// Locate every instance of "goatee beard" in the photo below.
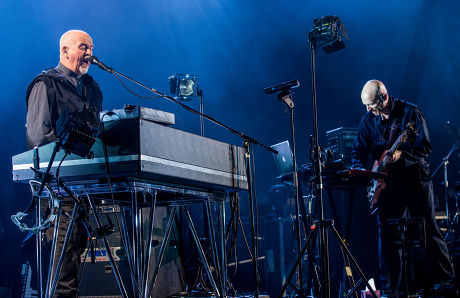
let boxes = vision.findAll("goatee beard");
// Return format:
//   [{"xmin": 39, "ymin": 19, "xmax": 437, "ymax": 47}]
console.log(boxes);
[{"xmin": 79, "ymin": 66, "xmax": 89, "ymax": 75}]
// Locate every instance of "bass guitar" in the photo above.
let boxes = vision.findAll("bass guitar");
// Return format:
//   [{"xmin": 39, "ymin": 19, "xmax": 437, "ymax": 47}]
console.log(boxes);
[{"xmin": 368, "ymin": 121, "xmax": 416, "ymax": 214}]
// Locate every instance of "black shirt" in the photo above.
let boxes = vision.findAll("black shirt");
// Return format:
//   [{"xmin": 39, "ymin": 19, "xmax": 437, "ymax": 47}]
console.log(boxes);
[
  {"xmin": 25, "ymin": 63, "xmax": 102, "ymax": 149},
  {"xmin": 351, "ymin": 97, "xmax": 431, "ymax": 179}
]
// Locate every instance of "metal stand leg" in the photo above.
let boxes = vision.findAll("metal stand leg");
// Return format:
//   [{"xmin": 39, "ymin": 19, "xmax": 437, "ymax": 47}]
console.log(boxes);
[
  {"xmin": 205, "ymin": 202, "xmax": 221, "ymax": 286},
  {"xmin": 86, "ymin": 195, "xmax": 128, "ymax": 298},
  {"xmin": 184, "ymin": 206, "xmax": 220, "ymax": 296},
  {"xmin": 45, "ymin": 201, "xmax": 61, "ymax": 298},
  {"xmin": 219, "ymin": 201, "xmax": 227, "ymax": 298},
  {"xmin": 328, "ymin": 221, "xmax": 377, "ymax": 298},
  {"xmin": 339, "ymin": 244, "xmax": 358, "ymax": 298},
  {"xmin": 278, "ymin": 219, "xmax": 286, "ymax": 297},
  {"xmin": 132, "ymin": 191, "xmax": 141, "ymax": 286},
  {"xmin": 399, "ymin": 221, "xmax": 409, "ymax": 298},
  {"xmin": 92, "ymin": 189, "xmax": 227, "ymax": 298},
  {"xmin": 120, "ymin": 205, "xmax": 140, "ymax": 295},
  {"xmin": 244, "ymin": 141, "xmax": 260, "ymax": 297},
  {"xmin": 49, "ymin": 205, "xmax": 79, "ymax": 298},
  {"xmin": 147, "ymin": 206, "xmax": 178, "ymax": 296},
  {"xmin": 278, "ymin": 220, "xmax": 378, "ymax": 298},
  {"xmin": 138, "ymin": 204, "xmax": 145, "ymax": 290},
  {"xmin": 278, "ymin": 224, "xmax": 316, "ymax": 298},
  {"xmin": 143, "ymin": 191, "xmax": 157, "ymax": 298},
  {"xmin": 36, "ymin": 197, "xmax": 43, "ymax": 298}
]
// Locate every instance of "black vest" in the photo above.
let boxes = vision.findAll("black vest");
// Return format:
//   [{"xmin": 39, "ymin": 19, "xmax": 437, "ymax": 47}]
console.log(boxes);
[{"xmin": 26, "ymin": 67, "xmax": 103, "ymax": 147}]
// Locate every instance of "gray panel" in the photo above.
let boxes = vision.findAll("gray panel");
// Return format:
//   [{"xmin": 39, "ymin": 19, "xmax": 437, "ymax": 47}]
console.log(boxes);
[
  {"xmin": 139, "ymin": 119, "xmax": 244, "ymax": 172},
  {"xmin": 139, "ymin": 119, "xmax": 246, "ymax": 189},
  {"xmin": 101, "ymin": 105, "xmax": 175, "ymax": 125},
  {"xmin": 12, "ymin": 117, "xmax": 247, "ymax": 191}
]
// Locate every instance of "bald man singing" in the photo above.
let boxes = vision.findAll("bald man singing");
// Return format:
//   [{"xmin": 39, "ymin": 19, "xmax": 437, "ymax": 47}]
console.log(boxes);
[
  {"xmin": 351, "ymin": 80, "xmax": 455, "ymax": 296},
  {"xmin": 25, "ymin": 30, "xmax": 102, "ymax": 297}
]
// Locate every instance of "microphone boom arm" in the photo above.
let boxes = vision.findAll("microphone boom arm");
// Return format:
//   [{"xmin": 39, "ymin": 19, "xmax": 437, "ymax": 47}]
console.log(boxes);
[{"xmin": 87, "ymin": 56, "xmax": 277, "ymax": 154}]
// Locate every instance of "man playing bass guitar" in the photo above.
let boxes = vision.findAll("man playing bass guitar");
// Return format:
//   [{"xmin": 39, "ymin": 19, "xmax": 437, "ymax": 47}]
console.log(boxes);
[{"xmin": 351, "ymin": 80, "xmax": 455, "ymax": 296}]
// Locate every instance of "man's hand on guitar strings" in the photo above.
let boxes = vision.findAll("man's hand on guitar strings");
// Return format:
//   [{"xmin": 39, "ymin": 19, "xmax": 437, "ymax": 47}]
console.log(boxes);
[{"xmin": 384, "ymin": 149, "xmax": 402, "ymax": 164}]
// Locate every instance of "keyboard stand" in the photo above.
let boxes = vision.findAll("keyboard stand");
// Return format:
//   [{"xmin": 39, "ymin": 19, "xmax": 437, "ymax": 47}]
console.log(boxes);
[{"xmin": 67, "ymin": 180, "xmax": 228, "ymax": 297}]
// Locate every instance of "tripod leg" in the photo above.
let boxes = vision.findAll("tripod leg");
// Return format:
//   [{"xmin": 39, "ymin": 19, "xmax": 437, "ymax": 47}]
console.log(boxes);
[
  {"xmin": 329, "ymin": 223, "xmax": 378, "ymax": 298},
  {"xmin": 339, "ymin": 244, "xmax": 358, "ymax": 298},
  {"xmin": 278, "ymin": 227, "xmax": 317, "ymax": 298},
  {"xmin": 304, "ymin": 196, "xmax": 320, "ymax": 297},
  {"xmin": 318, "ymin": 219, "xmax": 331, "ymax": 298}
]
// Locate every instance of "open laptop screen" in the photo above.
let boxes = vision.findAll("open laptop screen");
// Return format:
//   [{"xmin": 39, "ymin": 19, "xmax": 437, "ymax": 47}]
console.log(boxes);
[{"xmin": 270, "ymin": 140, "xmax": 295, "ymax": 176}]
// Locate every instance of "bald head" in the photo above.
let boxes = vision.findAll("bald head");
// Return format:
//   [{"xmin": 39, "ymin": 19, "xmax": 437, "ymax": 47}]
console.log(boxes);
[
  {"xmin": 361, "ymin": 80, "xmax": 387, "ymax": 105},
  {"xmin": 59, "ymin": 30, "xmax": 93, "ymax": 75},
  {"xmin": 360, "ymin": 80, "xmax": 390, "ymax": 118}
]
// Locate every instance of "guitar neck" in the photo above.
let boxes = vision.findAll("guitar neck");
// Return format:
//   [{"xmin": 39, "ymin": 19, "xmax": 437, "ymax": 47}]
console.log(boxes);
[
  {"xmin": 377, "ymin": 122, "xmax": 415, "ymax": 172},
  {"xmin": 379, "ymin": 132, "xmax": 406, "ymax": 171},
  {"xmin": 388, "ymin": 134, "xmax": 404, "ymax": 154}
]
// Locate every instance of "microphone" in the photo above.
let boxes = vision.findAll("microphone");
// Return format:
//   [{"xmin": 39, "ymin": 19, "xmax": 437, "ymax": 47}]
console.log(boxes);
[
  {"xmin": 86, "ymin": 56, "xmax": 113, "ymax": 73},
  {"xmin": 264, "ymin": 79, "xmax": 300, "ymax": 94}
]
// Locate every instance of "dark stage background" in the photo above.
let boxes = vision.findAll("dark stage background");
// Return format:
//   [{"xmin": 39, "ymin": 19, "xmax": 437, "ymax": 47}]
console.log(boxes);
[{"xmin": 1, "ymin": 0, "xmax": 459, "ymax": 296}]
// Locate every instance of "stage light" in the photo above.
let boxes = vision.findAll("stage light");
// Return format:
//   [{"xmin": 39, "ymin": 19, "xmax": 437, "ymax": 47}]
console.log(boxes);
[
  {"xmin": 168, "ymin": 73, "xmax": 198, "ymax": 101},
  {"xmin": 309, "ymin": 15, "xmax": 348, "ymax": 54}
]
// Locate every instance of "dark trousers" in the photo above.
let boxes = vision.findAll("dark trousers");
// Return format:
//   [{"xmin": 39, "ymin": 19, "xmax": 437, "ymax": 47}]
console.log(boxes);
[
  {"xmin": 377, "ymin": 178, "xmax": 454, "ymax": 296},
  {"xmin": 45, "ymin": 198, "xmax": 87, "ymax": 298}
]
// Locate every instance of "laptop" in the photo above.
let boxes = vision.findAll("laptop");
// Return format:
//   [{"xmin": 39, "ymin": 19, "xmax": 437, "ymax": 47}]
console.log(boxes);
[{"xmin": 270, "ymin": 140, "xmax": 295, "ymax": 176}]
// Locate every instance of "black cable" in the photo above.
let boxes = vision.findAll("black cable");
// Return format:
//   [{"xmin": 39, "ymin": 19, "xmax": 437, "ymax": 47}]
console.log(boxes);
[
  {"xmin": 225, "ymin": 193, "xmax": 240, "ymax": 277},
  {"xmin": 238, "ymin": 213, "xmax": 254, "ymax": 261},
  {"xmin": 55, "ymin": 153, "xmax": 69, "ymax": 193},
  {"xmin": 234, "ymin": 196, "xmax": 240, "ymax": 274},
  {"xmin": 99, "ymin": 113, "xmax": 142, "ymax": 296},
  {"xmin": 225, "ymin": 193, "xmax": 237, "ymax": 246},
  {"xmin": 227, "ymin": 199, "xmax": 237, "ymax": 276},
  {"xmin": 224, "ymin": 145, "xmax": 241, "ymax": 278},
  {"xmin": 112, "ymin": 73, "xmax": 164, "ymax": 100}
]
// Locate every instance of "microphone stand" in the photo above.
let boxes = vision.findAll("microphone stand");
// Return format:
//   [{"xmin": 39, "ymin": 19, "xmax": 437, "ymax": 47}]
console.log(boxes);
[
  {"xmin": 198, "ymin": 88, "xmax": 204, "ymax": 137},
  {"xmin": 89, "ymin": 57, "xmax": 277, "ymax": 297},
  {"xmin": 268, "ymin": 86, "xmax": 304, "ymax": 295},
  {"xmin": 432, "ymin": 138, "xmax": 459, "ymax": 241}
]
